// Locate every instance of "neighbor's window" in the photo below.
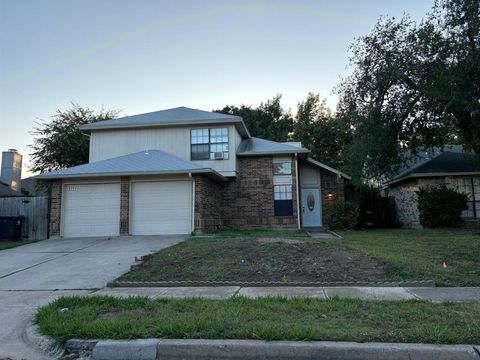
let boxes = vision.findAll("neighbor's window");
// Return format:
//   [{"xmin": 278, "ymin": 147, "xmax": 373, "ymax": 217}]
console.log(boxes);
[
  {"xmin": 460, "ymin": 178, "xmax": 480, "ymax": 219},
  {"xmin": 273, "ymin": 160, "xmax": 292, "ymax": 175},
  {"xmin": 274, "ymin": 184, "xmax": 293, "ymax": 216},
  {"xmin": 191, "ymin": 128, "xmax": 229, "ymax": 160}
]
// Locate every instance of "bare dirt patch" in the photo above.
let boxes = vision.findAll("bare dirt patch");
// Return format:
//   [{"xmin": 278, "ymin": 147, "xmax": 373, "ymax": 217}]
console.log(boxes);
[
  {"xmin": 118, "ymin": 237, "xmax": 386, "ymax": 283},
  {"xmin": 256, "ymin": 237, "xmax": 304, "ymax": 244}
]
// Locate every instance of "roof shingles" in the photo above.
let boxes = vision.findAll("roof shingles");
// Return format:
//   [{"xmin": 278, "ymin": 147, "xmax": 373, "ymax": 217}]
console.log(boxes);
[
  {"xmin": 237, "ymin": 137, "xmax": 309, "ymax": 156},
  {"xmin": 36, "ymin": 150, "xmax": 222, "ymax": 179}
]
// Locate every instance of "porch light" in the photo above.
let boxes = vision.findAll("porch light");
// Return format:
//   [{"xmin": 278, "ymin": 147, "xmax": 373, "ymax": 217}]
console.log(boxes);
[{"xmin": 327, "ymin": 191, "xmax": 334, "ymax": 199}]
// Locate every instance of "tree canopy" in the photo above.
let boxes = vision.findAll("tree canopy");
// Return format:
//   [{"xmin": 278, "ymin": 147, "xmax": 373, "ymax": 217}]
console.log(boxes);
[
  {"xmin": 293, "ymin": 93, "xmax": 351, "ymax": 169},
  {"xmin": 30, "ymin": 104, "xmax": 119, "ymax": 173},
  {"xmin": 215, "ymin": 95, "xmax": 294, "ymax": 142},
  {"xmin": 216, "ymin": 94, "xmax": 350, "ymax": 169},
  {"xmin": 337, "ymin": 0, "xmax": 480, "ymax": 179}
]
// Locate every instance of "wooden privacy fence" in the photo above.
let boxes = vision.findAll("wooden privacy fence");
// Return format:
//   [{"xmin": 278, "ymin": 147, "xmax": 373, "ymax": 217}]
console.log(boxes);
[{"xmin": 0, "ymin": 196, "xmax": 49, "ymax": 240}]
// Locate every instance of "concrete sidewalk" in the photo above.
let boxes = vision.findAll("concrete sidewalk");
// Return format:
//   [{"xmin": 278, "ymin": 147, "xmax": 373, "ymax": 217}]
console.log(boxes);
[{"xmin": 92, "ymin": 286, "xmax": 480, "ymax": 302}]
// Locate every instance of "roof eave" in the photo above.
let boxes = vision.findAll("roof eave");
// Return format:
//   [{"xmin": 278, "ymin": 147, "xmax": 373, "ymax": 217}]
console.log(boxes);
[
  {"xmin": 80, "ymin": 118, "xmax": 251, "ymax": 138},
  {"xmin": 237, "ymin": 150, "xmax": 310, "ymax": 157},
  {"xmin": 387, "ymin": 171, "xmax": 480, "ymax": 186},
  {"xmin": 305, "ymin": 157, "xmax": 352, "ymax": 180},
  {"xmin": 36, "ymin": 168, "xmax": 227, "ymax": 182}
]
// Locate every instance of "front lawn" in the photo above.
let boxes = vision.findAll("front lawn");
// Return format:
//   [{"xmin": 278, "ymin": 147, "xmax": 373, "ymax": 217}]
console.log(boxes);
[
  {"xmin": 0, "ymin": 239, "xmax": 39, "ymax": 251},
  {"xmin": 332, "ymin": 229, "xmax": 480, "ymax": 286},
  {"xmin": 117, "ymin": 229, "xmax": 386, "ymax": 283},
  {"xmin": 117, "ymin": 228, "xmax": 479, "ymax": 286},
  {"xmin": 36, "ymin": 296, "xmax": 480, "ymax": 345}
]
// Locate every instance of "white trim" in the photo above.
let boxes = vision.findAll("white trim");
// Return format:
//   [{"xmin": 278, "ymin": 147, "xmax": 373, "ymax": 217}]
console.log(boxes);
[
  {"xmin": 129, "ymin": 179, "xmax": 193, "ymax": 235},
  {"xmin": 60, "ymin": 181, "xmax": 121, "ymax": 237},
  {"xmin": 305, "ymin": 157, "xmax": 351, "ymax": 180},
  {"xmin": 37, "ymin": 168, "xmax": 227, "ymax": 182},
  {"xmin": 295, "ymin": 154, "xmax": 301, "ymax": 230},
  {"xmin": 190, "ymin": 173, "xmax": 195, "ymax": 233},
  {"xmin": 80, "ymin": 118, "xmax": 251, "ymax": 138},
  {"xmin": 238, "ymin": 150, "xmax": 310, "ymax": 157}
]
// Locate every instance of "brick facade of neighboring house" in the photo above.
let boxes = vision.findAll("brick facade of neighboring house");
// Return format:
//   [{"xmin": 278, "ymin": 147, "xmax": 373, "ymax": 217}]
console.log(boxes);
[{"xmin": 389, "ymin": 175, "xmax": 480, "ymax": 227}]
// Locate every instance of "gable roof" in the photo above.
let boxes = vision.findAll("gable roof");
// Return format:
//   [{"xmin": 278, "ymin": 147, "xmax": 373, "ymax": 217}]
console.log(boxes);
[
  {"xmin": 388, "ymin": 147, "xmax": 480, "ymax": 186},
  {"xmin": 305, "ymin": 157, "xmax": 351, "ymax": 180},
  {"xmin": 0, "ymin": 182, "xmax": 22, "ymax": 197},
  {"xmin": 21, "ymin": 176, "xmax": 48, "ymax": 196},
  {"xmin": 79, "ymin": 106, "xmax": 250, "ymax": 138},
  {"xmin": 237, "ymin": 137, "xmax": 310, "ymax": 156},
  {"xmin": 36, "ymin": 150, "xmax": 226, "ymax": 182}
]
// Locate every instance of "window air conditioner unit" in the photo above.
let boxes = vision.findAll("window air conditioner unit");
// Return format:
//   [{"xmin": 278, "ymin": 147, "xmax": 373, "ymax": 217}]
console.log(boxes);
[{"xmin": 214, "ymin": 152, "xmax": 224, "ymax": 160}]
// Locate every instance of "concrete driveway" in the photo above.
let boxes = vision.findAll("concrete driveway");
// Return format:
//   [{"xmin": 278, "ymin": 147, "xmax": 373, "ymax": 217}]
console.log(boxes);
[
  {"xmin": 0, "ymin": 235, "xmax": 185, "ymax": 359},
  {"xmin": 0, "ymin": 235, "xmax": 185, "ymax": 290}
]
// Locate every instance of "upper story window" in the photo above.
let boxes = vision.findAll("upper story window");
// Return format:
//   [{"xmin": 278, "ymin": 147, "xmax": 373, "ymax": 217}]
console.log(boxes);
[
  {"xmin": 273, "ymin": 160, "xmax": 292, "ymax": 175},
  {"xmin": 191, "ymin": 128, "xmax": 229, "ymax": 160}
]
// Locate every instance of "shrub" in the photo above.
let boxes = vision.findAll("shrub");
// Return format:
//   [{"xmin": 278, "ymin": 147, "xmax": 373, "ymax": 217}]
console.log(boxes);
[
  {"xmin": 416, "ymin": 185, "xmax": 468, "ymax": 228},
  {"xmin": 328, "ymin": 202, "xmax": 359, "ymax": 230}
]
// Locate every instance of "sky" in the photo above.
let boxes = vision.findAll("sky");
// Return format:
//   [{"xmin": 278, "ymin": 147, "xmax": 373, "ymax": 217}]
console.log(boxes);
[{"xmin": 0, "ymin": 0, "xmax": 433, "ymax": 178}]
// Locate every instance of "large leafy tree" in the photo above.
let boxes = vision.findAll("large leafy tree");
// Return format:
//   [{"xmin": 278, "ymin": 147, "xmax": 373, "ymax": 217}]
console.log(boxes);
[
  {"xmin": 337, "ymin": 0, "xmax": 479, "ymax": 180},
  {"xmin": 293, "ymin": 93, "xmax": 352, "ymax": 168},
  {"xmin": 30, "ymin": 104, "xmax": 119, "ymax": 173},
  {"xmin": 215, "ymin": 95, "xmax": 294, "ymax": 142}
]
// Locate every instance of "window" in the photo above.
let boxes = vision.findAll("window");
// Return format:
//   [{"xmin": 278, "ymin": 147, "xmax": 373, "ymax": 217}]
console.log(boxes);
[
  {"xmin": 191, "ymin": 128, "xmax": 229, "ymax": 160},
  {"xmin": 460, "ymin": 177, "xmax": 480, "ymax": 219},
  {"xmin": 273, "ymin": 161, "xmax": 292, "ymax": 175},
  {"xmin": 274, "ymin": 184, "xmax": 293, "ymax": 216}
]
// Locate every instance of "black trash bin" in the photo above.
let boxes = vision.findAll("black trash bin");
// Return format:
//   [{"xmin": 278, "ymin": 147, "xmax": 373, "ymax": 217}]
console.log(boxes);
[{"xmin": 0, "ymin": 216, "xmax": 25, "ymax": 241}]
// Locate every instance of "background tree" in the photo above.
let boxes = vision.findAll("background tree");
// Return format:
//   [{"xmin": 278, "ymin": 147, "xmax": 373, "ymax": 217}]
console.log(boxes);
[
  {"xmin": 215, "ymin": 95, "xmax": 294, "ymax": 142},
  {"xmin": 30, "ymin": 104, "xmax": 119, "ymax": 173},
  {"xmin": 337, "ymin": 0, "xmax": 479, "ymax": 180},
  {"xmin": 293, "ymin": 93, "xmax": 352, "ymax": 169}
]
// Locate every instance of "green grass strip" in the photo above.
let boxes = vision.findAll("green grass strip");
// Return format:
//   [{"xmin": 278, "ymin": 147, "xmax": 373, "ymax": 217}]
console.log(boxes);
[{"xmin": 36, "ymin": 296, "xmax": 480, "ymax": 345}]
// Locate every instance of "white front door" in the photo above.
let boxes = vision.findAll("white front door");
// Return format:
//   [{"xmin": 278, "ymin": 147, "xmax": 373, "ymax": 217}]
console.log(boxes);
[
  {"xmin": 62, "ymin": 183, "xmax": 120, "ymax": 237},
  {"xmin": 131, "ymin": 181, "xmax": 192, "ymax": 235},
  {"xmin": 301, "ymin": 188, "xmax": 322, "ymax": 227}
]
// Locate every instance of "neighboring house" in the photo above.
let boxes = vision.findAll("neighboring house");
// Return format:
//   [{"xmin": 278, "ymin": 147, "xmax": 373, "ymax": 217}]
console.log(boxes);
[
  {"xmin": 21, "ymin": 176, "xmax": 49, "ymax": 196},
  {"xmin": 38, "ymin": 107, "xmax": 350, "ymax": 238},
  {"xmin": 386, "ymin": 146, "xmax": 480, "ymax": 227},
  {"xmin": 0, "ymin": 181, "xmax": 22, "ymax": 197}
]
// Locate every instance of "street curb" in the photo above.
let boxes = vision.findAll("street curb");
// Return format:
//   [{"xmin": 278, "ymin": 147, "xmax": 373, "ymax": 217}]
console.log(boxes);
[
  {"xmin": 24, "ymin": 323, "xmax": 64, "ymax": 358},
  {"xmin": 108, "ymin": 280, "xmax": 436, "ymax": 288},
  {"xmin": 64, "ymin": 339, "xmax": 480, "ymax": 360}
]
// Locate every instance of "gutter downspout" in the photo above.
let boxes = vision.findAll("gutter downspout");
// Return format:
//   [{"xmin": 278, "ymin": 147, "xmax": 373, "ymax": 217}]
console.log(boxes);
[
  {"xmin": 189, "ymin": 173, "xmax": 195, "ymax": 234},
  {"xmin": 295, "ymin": 153, "xmax": 301, "ymax": 230}
]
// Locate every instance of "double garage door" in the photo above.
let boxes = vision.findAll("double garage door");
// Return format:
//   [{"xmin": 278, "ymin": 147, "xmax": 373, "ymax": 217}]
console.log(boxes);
[{"xmin": 62, "ymin": 181, "xmax": 192, "ymax": 237}]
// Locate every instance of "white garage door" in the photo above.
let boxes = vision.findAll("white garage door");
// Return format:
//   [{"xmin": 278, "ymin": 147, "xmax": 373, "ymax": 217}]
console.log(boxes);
[
  {"xmin": 62, "ymin": 183, "xmax": 120, "ymax": 237},
  {"xmin": 131, "ymin": 181, "xmax": 192, "ymax": 235}
]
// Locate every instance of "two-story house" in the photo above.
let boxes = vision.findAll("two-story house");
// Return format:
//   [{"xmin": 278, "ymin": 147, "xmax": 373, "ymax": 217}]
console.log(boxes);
[{"xmin": 38, "ymin": 107, "xmax": 350, "ymax": 238}]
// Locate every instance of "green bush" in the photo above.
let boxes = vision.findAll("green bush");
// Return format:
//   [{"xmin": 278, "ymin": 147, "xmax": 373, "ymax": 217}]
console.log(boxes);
[
  {"xmin": 416, "ymin": 185, "xmax": 468, "ymax": 228},
  {"xmin": 328, "ymin": 202, "xmax": 359, "ymax": 230}
]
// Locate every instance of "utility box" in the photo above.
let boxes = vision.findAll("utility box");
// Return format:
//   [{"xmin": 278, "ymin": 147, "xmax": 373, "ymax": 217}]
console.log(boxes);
[{"xmin": 0, "ymin": 216, "xmax": 25, "ymax": 241}]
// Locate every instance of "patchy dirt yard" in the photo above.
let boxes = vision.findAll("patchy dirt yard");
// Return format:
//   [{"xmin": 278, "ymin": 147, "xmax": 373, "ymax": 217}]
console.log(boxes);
[{"xmin": 118, "ymin": 236, "xmax": 386, "ymax": 283}]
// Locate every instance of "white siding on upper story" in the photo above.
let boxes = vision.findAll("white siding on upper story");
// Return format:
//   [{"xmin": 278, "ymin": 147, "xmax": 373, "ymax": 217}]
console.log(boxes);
[{"xmin": 89, "ymin": 124, "xmax": 241, "ymax": 176}]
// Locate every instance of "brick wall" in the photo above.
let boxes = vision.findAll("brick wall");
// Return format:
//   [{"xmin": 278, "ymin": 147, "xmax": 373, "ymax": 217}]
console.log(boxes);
[
  {"xmin": 49, "ymin": 180, "xmax": 62, "ymax": 237},
  {"xmin": 389, "ymin": 175, "xmax": 479, "ymax": 228},
  {"xmin": 120, "ymin": 176, "xmax": 130, "ymax": 235},
  {"xmin": 194, "ymin": 175, "xmax": 222, "ymax": 231},
  {"xmin": 194, "ymin": 155, "xmax": 298, "ymax": 231}
]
